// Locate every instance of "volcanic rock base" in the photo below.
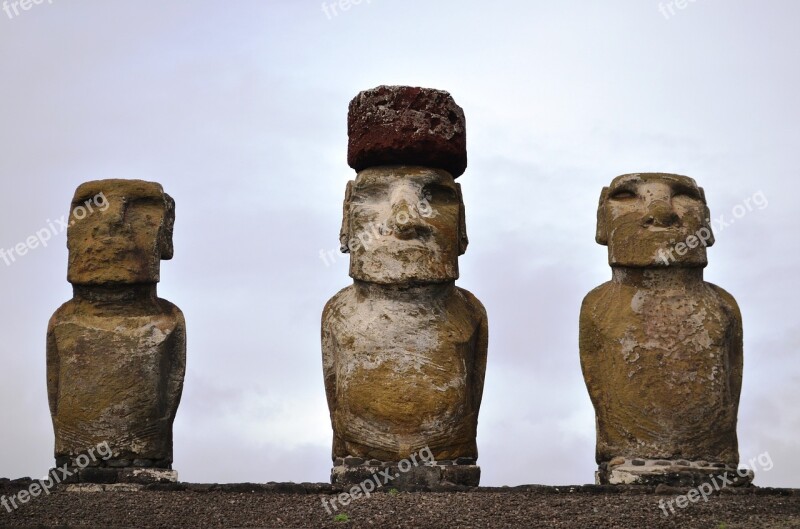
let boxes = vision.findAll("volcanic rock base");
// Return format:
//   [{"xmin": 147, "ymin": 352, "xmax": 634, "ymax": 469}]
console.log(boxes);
[
  {"xmin": 53, "ymin": 467, "xmax": 178, "ymax": 486},
  {"xmin": 597, "ymin": 458, "xmax": 754, "ymax": 487},
  {"xmin": 331, "ymin": 458, "xmax": 480, "ymax": 490}
]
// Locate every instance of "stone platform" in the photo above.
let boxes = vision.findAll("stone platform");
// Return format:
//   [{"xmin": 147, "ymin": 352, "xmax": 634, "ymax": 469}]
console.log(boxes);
[
  {"xmin": 597, "ymin": 457, "xmax": 754, "ymax": 487},
  {"xmin": 50, "ymin": 467, "xmax": 178, "ymax": 488},
  {"xmin": 331, "ymin": 457, "xmax": 480, "ymax": 490},
  {"xmin": 2, "ymin": 478, "xmax": 798, "ymax": 528}
]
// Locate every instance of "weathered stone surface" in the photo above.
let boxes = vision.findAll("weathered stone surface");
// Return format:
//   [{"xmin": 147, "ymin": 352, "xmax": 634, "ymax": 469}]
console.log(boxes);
[
  {"xmin": 339, "ymin": 165, "xmax": 469, "ymax": 284},
  {"xmin": 47, "ymin": 180, "xmax": 186, "ymax": 478},
  {"xmin": 65, "ymin": 483, "xmax": 144, "ymax": 492},
  {"xmin": 347, "ymin": 86, "xmax": 467, "ymax": 177},
  {"xmin": 331, "ymin": 462, "xmax": 480, "ymax": 490},
  {"xmin": 596, "ymin": 458, "xmax": 753, "ymax": 487},
  {"xmin": 106, "ymin": 459, "xmax": 132, "ymax": 468},
  {"xmin": 63, "ymin": 466, "xmax": 177, "ymax": 485},
  {"xmin": 609, "ymin": 456, "xmax": 626, "ymax": 468},
  {"xmin": 324, "ymin": 87, "xmax": 487, "ymax": 484},
  {"xmin": 66, "ymin": 179, "xmax": 175, "ymax": 285},
  {"xmin": 118, "ymin": 468, "xmax": 179, "ymax": 484},
  {"xmin": 79, "ymin": 468, "xmax": 119, "ymax": 484},
  {"xmin": 323, "ymin": 279, "xmax": 486, "ymax": 462},
  {"xmin": 325, "ymin": 183, "xmax": 486, "ymax": 459},
  {"xmin": 580, "ymin": 173, "xmax": 743, "ymax": 479},
  {"xmin": 344, "ymin": 456, "xmax": 365, "ymax": 466}
]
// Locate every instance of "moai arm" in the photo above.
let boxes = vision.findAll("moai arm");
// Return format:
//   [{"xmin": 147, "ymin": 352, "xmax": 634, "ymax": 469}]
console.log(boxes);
[
  {"xmin": 711, "ymin": 285, "xmax": 744, "ymax": 407},
  {"xmin": 321, "ymin": 298, "xmax": 338, "ymax": 423},
  {"xmin": 470, "ymin": 295, "xmax": 489, "ymax": 415},
  {"xmin": 578, "ymin": 286, "xmax": 605, "ymax": 414},
  {"xmin": 46, "ymin": 316, "xmax": 60, "ymax": 417},
  {"xmin": 166, "ymin": 306, "xmax": 187, "ymax": 423}
]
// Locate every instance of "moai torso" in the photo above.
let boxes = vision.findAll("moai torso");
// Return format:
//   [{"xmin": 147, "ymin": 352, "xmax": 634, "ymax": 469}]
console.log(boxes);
[
  {"xmin": 324, "ymin": 283, "xmax": 486, "ymax": 460},
  {"xmin": 580, "ymin": 174, "xmax": 742, "ymax": 473},
  {"xmin": 48, "ymin": 291, "xmax": 185, "ymax": 463},
  {"xmin": 47, "ymin": 180, "xmax": 185, "ymax": 468},
  {"xmin": 322, "ymin": 86, "xmax": 487, "ymax": 464},
  {"xmin": 581, "ymin": 270, "xmax": 741, "ymax": 464}
]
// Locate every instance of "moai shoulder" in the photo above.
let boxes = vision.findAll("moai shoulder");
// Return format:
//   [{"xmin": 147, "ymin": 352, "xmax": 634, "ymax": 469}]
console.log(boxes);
[
  {"xmin": 47, "ymin": 180, "xmax": 186, "ymax": 484},
  {"xmin": 579, "ymin": 173, "xmax": 745, "ymax": 486},
  {"xmin": 322, "ymin": 86, "xmax": 488, "ymax": 488}
]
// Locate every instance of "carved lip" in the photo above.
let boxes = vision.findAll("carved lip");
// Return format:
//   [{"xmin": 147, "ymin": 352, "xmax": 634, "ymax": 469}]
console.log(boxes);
[
  {"xmin": 640, "ymin": 225, "xmax": 685, "ymax": 234},
  {"xmin": 377, "ymin": 241, "xmax": 442, "ymax": 253}
]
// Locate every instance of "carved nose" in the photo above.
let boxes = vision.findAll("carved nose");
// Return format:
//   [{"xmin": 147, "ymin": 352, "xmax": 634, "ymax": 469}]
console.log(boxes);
[
  {"xmin": 643, "ymin": 200, "xmax": 679, "ymax": 228},
  {"xmin": 387, "ymin": 199, "xmax": 431, "ymax": 240}
]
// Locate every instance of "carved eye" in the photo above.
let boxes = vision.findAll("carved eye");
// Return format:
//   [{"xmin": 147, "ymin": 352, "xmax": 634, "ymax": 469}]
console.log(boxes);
[
  {"xmin": 423, "ymin": 184, "xmax": 458, "ymax": 203},
  {"xmin": 348, "ymin": 192, "xmax": 367, "ymax": 205},
  {"xmin": 610, "ymin": 189, "xmax": 636, "ymax": 200},
  {"xmin": 672, "ymin": 186, "xmax": 701, "ymax": 201},
  {"xmin": 350, "ymin": 184, "xmax": 387, "ymax": 204}
]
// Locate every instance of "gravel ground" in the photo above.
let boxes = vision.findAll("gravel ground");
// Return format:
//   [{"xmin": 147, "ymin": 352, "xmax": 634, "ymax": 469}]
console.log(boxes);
[{"xmin": 1, "ymin": 481, "xmax": 799, "ymax": 528}]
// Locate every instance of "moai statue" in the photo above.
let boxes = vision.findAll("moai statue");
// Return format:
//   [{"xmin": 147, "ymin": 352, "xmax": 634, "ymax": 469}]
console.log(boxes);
[
  {"xmin": 47, "ymin": 179, "xmax": 185, "ymax": 485},
  {"xmin": 322, "ymin": 86, "xmax": 488, "ymax": 489},
  {"xmin": 580, "ymin": 173, "xmax": 748, "ymax": 486}
]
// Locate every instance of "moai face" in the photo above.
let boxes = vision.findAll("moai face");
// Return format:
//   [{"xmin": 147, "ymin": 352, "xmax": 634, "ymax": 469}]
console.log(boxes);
[
  {"xmin": 596, "ymin": 173, "xmax": 714, "ymax": 267},
  {"xmin": 340, "ymin": 165, "xmax": 468, "ymax": 284},
  {"xmin": 67, "ymin": 180, "xmax": 175, "ymax": 285}
]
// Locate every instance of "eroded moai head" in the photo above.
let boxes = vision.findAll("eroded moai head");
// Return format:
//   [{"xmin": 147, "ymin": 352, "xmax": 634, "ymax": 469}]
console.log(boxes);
[
  {"xmin": 48, "ymin": 179, "xmax": 185, "ymax": 483},
  {"xmin": 340, "ymin": 85, "xmax": 469, "ymax": 284},
  {"xmin": 581, "ymin": 173, "xmax": 744, "ymax": 486},
  {"xmin": 322, "ymin": 86, "xmax": 487, "ymax": 488},
  {"xmin": 596, "ymin": 173, "xmax": 714, "ymax": 267},
  {"xmin": 67, "ymin": 179, "xmax": 175, "ymax": 285}
]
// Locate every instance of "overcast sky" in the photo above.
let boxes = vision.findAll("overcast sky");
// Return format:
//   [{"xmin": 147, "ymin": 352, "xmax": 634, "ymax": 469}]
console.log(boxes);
[{"xmin": 0, "ymin": 1, "xmax": 798, "ymax": 488}]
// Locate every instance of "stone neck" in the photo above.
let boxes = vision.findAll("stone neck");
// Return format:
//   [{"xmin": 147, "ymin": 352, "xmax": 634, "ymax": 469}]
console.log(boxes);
[
  {"xmin": 353, "ymin": 280, "xmax": 456, "ymax": 301},
  {"xmin": 72, "ymin": 284, "xmax": 159, "ymax": 304},
  {"xmin": 611, "ymin": 267, "xmax": 704, "ymax": 289}
]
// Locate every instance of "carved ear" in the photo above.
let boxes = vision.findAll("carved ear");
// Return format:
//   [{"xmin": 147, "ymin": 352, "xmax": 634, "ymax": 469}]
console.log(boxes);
[
  {"xmin": 699, "ymin": 187, "xmax": 715, "ymax": 247},
  {"xmin": 160, "ymin": 193, "xmax": 176, "ymax": 260},
  {"xmin": 339, "ymin": 181, "xmax": 354, "ymax": 253},
  {"xmin": 456, "ymin": 183, "xmax": 468, "ymax": 255},
  {"xmin": 595, "ymin": 186, "xmax": 609, "ymax": 246}
]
